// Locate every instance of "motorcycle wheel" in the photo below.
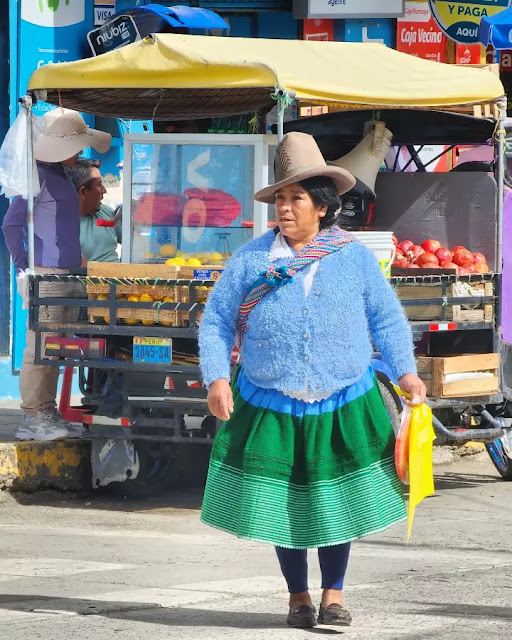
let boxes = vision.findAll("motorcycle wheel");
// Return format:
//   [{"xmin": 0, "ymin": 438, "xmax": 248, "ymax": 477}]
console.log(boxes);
[{"xmin": 486, "ymin": 436, "xmax": 512, "ymax": 480}]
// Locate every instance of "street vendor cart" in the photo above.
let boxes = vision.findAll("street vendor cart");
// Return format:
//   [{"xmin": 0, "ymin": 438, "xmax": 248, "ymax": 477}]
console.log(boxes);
[{"xmin": 22, "ymin": 34, "xmax": 512, "ymax": 494}]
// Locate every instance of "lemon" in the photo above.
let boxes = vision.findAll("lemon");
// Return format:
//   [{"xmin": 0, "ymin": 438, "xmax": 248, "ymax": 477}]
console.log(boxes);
[
  {"xmin": 160, "ymin": 243, "xmax": 176, "ymax": 258},
  {"xmin": 141, "ymin": 319, "xmax": 155, "ymax": 326},
  {"xmin": 165, "ymin": 257, "xmax": 186, "ymax": 266},
  {"xmin": 96, "ymin": 294, "xmax": 109, "ymax": 301},
  {"xmin": 127, "ymin": 295, "xmax": 139, "ymax": 302},
  {"xmin": 163, "ymin": 296, "xmax": 175, "ymax": 303},
  {"xmin": 139, "ymin": 293, "xmax": 154, "ymax": 302},
  {"xmin": 209, "ymin": 252, "xmax": 223, "ymax": 261},
  {"xmin": 186, "ymin": 258, "xmax": 202, "ymax": 266}
]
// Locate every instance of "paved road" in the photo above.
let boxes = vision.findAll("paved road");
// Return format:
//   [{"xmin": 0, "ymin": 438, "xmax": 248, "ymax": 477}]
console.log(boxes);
[{"xmin": 0, "ymin": 451, "xmax": 511, "ymax": 640}]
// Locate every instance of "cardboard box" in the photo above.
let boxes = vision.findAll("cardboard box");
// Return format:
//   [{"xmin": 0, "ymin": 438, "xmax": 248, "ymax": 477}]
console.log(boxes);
[{"xmin": 416, "ymin": 353, "xmax": 499, "ymax": 398}]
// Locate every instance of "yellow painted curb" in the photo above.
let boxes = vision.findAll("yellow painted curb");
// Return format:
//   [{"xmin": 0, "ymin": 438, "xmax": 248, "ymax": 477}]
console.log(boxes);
[{"xmin": 0, "ymin": 440, "xmax": 90, "ymax": 491}]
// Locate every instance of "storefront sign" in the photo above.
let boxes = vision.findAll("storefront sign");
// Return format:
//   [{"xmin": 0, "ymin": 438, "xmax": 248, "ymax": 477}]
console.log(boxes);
[
  {"xmin": 397, "ymin": 1, "xmax": 447, "ymax": 61},
  {"xmin": 303, "ymin": 18, "xmax": 333, "ymax": 40},
  {"xmin": 455, "ymin": 43, "xmax": 483, "ymax": 63},
  {"xmin": 94, "ymin": 1, "xmax": 116, "ymax": 27},
  {"xmin": 429, "ymin": 0, "xmax": 512, "ymax": 44},
  {"xmin": 344, "ymin": 19, "xmax": 395, "ymax": 47},
  {"xmin": 87, "ymin": 14, "xmax": 140, "ymax": 56},
  {"xmin": 293, "ymin": 0, "xmax": 405, "ymax": 20},
  {"xmin": 500, "ymin": 49, "xmax": 512, "ymax": 69},
  {"xmin": 16, "ymin": 0, "xmax": 92, "ymax": 118}
]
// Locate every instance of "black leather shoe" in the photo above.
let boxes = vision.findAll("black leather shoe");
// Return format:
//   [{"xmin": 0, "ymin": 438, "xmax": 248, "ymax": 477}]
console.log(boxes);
[
  {"xmin": 318, "ymin": 603, "xmax": 352, "ymax": 626},
  {"xmin": 286, "ymin": 604, "xmax": 317, "ymax": 628}
]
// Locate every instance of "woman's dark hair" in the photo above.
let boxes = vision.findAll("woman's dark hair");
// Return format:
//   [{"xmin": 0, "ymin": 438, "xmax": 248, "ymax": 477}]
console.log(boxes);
[{"xmin": 299, "ymin": 176, "xmax": 340, "ymax": 229}]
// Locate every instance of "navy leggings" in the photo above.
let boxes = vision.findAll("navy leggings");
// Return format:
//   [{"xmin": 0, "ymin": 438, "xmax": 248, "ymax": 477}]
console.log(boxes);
[{"xmin": 275, "ymin": 543, "xmax": 351, "ymax": 594}]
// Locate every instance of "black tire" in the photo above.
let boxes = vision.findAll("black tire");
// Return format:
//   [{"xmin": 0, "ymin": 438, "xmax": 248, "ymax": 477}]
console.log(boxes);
[
  {"xmin": 103, "ymin": 441, "xmax": 175, "ymax": 498},
  {"xmin": 378, "ymin": 379, "xmax": 402, "ymax": 437},
  {"xmin": 486, "ymin": 439, "xmax": 512, "ymax": 480}
]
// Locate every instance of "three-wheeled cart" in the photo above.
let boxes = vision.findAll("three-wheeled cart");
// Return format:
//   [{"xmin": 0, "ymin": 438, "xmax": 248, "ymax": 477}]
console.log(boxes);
[{"xmin": 21, "ymin": 34, "xmax": 512, "ymax": 494}]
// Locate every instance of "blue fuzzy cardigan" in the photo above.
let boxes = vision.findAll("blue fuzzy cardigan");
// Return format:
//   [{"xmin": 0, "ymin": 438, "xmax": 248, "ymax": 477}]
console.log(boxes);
[{"xmin": 199, "ymin": 229, "xmax": 416, "ymax": 393}]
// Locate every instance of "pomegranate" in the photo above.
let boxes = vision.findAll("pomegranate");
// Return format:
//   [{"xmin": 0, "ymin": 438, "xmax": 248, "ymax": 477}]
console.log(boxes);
[
  {"xmin": 475, "ymin": 263, "xmax": 490, "ymax": 273},
  {"xmin": 462, "ymin": 263, "xmax": 477, "ymax": 274},
  {"xmin": 440, "ymin": 261, "xmax": 459, "ymax": 273},
  {"xmin": 392, "ymin": 254, "xmax": 409, "ymax": 268},
  {"xmin": 398, "ymin": 240, "xmax": 414, "ymax": 254},
  {"xmin": 435, "ymin": 247, "xmax": 452, "ymax": 263},
  {"xmin": 452, "ymin": 248, "xmax": 474, "ymax": 266},
  {"xmin": 472, "ymin": 252, "xmax": 487, "ymax": 265},
  {"xmin": 406, "ymin": 263, "xmax": 420, "ymax": 269},
  {"xmin": 421, "ymin": 239, "xmax": 441, "ymax": 254},
  {"xmin": 451, "ymin": 245, "xmax": 467, "ymax": 253},
  {"xmin": 416, "ymin": 252, "xmax": 439, "ymax": 267},
  {"xmin": 392, "ymin": 235, "xmax": 399, "ymax": 247},
  {"xmin": 458, "ymin": 266, "xmax": 470, "ymax": 276},
  {"xmin": 408, "ymin": 245, "xmax": 425, "ymax": 262}
]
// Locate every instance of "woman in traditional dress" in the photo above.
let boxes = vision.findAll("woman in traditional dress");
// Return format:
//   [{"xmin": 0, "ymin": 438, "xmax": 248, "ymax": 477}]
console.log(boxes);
[{"xmin": 198, "ymin": 132, "xmax": 426, "ymax": 629}]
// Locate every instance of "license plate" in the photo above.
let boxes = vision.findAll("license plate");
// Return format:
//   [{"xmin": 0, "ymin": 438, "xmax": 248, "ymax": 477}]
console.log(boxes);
[{"xmin": 133, "ymin": 337, "xmax": 172, "ymax": 364}]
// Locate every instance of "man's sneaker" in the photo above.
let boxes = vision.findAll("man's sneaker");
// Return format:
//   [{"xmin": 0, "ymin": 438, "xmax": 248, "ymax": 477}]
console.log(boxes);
[
  {"xmin": 16, "ymin": 413, "xmax": 69, "ymax": 441},
  {"xmin": 43, "ymin": 411, "xmax": 86, "ymax": 438}
]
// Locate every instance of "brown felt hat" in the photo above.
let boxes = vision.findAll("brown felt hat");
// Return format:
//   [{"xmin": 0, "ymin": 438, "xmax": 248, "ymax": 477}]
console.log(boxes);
[{"xmin": 254, "ymin": 132, "xmax": 355, "ymax": 204}]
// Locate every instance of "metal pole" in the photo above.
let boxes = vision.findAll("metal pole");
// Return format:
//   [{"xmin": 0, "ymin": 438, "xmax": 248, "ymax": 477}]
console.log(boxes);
[
  {"xmin": 22, "ymin": 94, "xmax": 35, "ymax": 271},
  {"xmin": 277, "ymin": 106, "xmax": 284, "ymax": 141},
  {"xmin": 497, "ymin": 97, "xmax": 507, "ymax": 273}
]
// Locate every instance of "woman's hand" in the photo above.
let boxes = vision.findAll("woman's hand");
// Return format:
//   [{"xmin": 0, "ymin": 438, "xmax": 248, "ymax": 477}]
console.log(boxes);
[
  {"xmin": 397, "ymin": 373, "xmax": 427, "ymax": 407},
  {"xmin": 207, "ymin": 378, "xmax": 234, "ymax": 421}
]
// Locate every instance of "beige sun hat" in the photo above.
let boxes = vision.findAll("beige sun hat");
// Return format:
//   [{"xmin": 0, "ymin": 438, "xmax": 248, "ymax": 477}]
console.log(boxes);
[
  {"xmin": 254, "ymin": 132, "xmax": 355, "ymax": 204},
  {"xmin": 34, "ymin": 108, "xmax": 112, "ymax": 163}
]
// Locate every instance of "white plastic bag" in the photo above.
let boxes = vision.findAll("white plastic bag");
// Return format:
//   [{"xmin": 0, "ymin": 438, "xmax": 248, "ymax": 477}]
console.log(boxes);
[
  {"xmin": 16, "ymin": 268, "xmax": 36, "ymax": 311},
  {"xmin": 0, "ymin": 110, "xmax": 42, "ymax": 199}
]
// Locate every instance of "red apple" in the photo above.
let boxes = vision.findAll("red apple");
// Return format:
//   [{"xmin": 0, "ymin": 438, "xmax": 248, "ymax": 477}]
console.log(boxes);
[
  {"xmin": 422, "ymin": 239, "xmax": 441, "ymax": 254},
  {"xmin": 435, "ymin": 247, "xmax": 452, "ymax": 263},
  {"xmin": 475, "ymin": 263, "xmax": 490, "ymax": 273},
  {"xmin": 417, "ymin": 252, "xmax": 439, "ymax": 267},
  {"xmin": 398, "ymin": 240, "xmax": 414, "ymax": 254},
  {"xmin": 472, "ymin": 252, "xmax": 487, "ymax": 265},
  {"xmin": 453, "ymin": 248, "xmax": 474, "ymax": 266},
  {"xmin": 440, "ymin": 261, "xmax": 459, "ymax": 273}
]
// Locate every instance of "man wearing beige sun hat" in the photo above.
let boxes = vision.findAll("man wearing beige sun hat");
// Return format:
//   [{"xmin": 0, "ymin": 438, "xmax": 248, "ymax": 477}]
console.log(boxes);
[
  {"xmin": 2, "ymin": 108, "xmax": 111, "ymax": 442},
  {"xmin": 199, "ymin": 131, "xmax": 426, "ymax": 630}
]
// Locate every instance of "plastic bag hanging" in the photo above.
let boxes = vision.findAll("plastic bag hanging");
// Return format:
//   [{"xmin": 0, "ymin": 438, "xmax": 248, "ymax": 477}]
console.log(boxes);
[
  {"xmin": 393, "ymin": 385, "xmax": 436, "ymax": 540},
  {"xmin": 0, "ymin": 107, "xmax": 42, "ymax": 199}
]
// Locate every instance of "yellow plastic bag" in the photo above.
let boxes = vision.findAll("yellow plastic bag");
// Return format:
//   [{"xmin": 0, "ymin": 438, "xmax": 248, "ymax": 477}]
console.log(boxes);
[{"xmin": 392, "ymin": 386, "xmax": 436, "ymax": 540}]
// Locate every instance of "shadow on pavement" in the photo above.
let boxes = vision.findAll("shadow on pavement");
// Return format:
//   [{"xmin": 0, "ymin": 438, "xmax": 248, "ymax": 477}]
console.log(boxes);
[
  {"xmin": 10, "ymin": 488, "xmax": 204, "ymax": 512},
  {"xmin": 0, "ymin": 593, "xmax": 289, "ymax": 630},
  {"xmin": 432, "ymin": 471, "xmax": 502, "ymax": 491},
  {"xmin": 408, "ymin": 602, "xmax": 512, "ymax": 620}
]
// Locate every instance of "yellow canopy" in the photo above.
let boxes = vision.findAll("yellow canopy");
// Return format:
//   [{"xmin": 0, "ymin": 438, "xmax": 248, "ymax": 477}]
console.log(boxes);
[{"xmin": 28, "ymin": 33, "xmax": 504, "ymax": 120}]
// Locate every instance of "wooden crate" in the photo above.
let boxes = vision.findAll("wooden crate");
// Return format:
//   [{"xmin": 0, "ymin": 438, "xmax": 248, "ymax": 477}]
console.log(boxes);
[
  {"xmin": 87, "ymin": 261, "xmax": 224, "ymax": 280},
  {"xmin": 396, "ymin": 280, "xmax": 494, "ymax": 322},
  {"xmin": 416, "ymin": 353, "xmax": 499, "ymax": 398},
  {"xmin": 87, "ymin": 284, "xmax": 197, "ymax": 303},
  {"xmin": 88, "ymin": 304, "xmax": 191, "ymax": 327}
]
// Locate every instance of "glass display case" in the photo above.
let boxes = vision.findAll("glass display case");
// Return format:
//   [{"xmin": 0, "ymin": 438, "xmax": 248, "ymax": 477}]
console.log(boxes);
[{"xmin": 122, "ymin": 134, "xmax": 276, "ymax": 265}]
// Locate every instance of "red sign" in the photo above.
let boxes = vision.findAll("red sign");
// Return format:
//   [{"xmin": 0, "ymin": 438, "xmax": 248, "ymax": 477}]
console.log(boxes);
[
  {"xmin": 303, "ymin": 19, "xmax": 333, "ymax": 41},
  {"xmin": 500, "ymin": 50, "xmax": 512, "ymax": 71},
  {"xmin": 455, "ymin": 44, "xmax": 482, "ymax": 65},
  {"xmin": 397, "ymin": 1, "xmax": 447, "ymax": 62}
]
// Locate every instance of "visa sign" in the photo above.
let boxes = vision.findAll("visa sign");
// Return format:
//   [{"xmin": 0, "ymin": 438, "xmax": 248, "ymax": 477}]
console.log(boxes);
[
  {"xmin": 21, "ymin": 0, "xmax": 85, "ymax": 28},
  {"xmin": 429, "ymin": 0, "xmax": 512, "ymax": 43}
]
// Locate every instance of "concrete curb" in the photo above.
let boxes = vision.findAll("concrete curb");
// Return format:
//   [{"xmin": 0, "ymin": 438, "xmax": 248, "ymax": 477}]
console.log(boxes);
[{"xmin": 0, "ymin": 439, "xmax": 91, "ymax": 492}]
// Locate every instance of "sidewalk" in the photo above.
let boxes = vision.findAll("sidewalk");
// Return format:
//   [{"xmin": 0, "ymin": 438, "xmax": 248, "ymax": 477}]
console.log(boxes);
[{"xmin": 0, "ymin": 399, "xmax": 91, "ymax": 493}]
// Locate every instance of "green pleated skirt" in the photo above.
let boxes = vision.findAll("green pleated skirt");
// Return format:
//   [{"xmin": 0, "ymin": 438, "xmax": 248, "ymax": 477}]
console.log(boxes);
[{"xmin": 201, "ymin": 366, "xmax": 406, "ymax": 549}]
